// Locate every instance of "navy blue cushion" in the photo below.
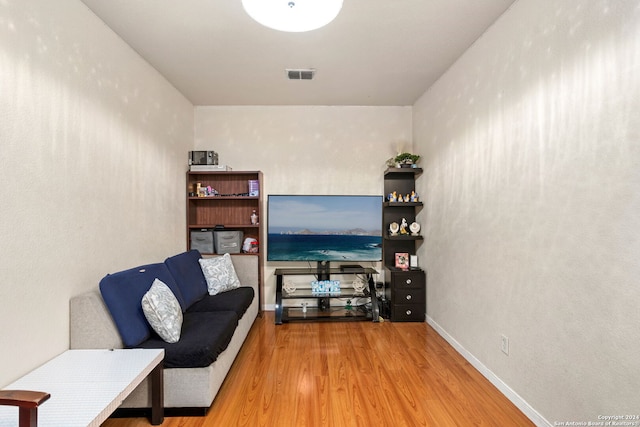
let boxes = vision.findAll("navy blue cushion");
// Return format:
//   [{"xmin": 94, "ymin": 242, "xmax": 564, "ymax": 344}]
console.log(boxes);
[
  {"xmin": 136, "ymin": 311, "xmax": 238, "ymax": 368},
  {"xmin": 188, "ymin": 287, "xmax": 254, "ymax": 319},
  {"xmin": 99, "ymin": 263, "xmax": 186, "ymax": 347},
  {"xmin": 165, "ymin": 250, "xmax": 208, "ymax": 311}
]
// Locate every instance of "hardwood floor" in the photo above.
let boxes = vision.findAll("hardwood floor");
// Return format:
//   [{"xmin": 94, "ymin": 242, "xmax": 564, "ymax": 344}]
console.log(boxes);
[{"xmin": 102, "ymin": 312, "xmax": 534, "ymax": 426}]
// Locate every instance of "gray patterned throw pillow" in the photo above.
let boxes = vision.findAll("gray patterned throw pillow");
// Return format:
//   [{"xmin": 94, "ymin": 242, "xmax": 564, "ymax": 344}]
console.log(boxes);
[
  {"xmin": 141, "ymin": 278, "xmax": 183, "ymax": 343},
  {"xmin": 198, "ymin": 253, "xmax": 241, "ymax": 296}
]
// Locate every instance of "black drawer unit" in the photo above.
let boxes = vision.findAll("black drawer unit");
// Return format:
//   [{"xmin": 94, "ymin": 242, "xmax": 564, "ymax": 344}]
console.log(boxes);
[{"xmin": 384, "ymin": 268, "xmax": 426, "ymax": 322}]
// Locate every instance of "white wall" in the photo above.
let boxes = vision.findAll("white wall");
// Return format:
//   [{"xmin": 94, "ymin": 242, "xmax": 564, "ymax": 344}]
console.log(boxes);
[
  {"xmin": 0, "ymin": 0, "xmax": 193, "ymax": 386},
  {"xmin": 195, "ymin": 106, "xmax": 412, "ymax": 305},
  {"xmin": 413, "ymin": 0, "xmax": 640, "ymax": 424}
]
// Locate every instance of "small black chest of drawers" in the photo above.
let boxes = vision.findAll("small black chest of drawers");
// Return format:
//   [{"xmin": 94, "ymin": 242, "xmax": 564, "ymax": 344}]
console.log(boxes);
[{"xmin": 384, "ymin": 268, "xmax": 426, "ymax": 322}]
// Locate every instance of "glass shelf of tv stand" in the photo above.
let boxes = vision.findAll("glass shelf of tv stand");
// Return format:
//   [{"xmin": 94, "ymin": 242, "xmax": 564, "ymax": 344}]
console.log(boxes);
[
  {"xmin": 274, "ymin": 267, "xmax": 378, "ymax": 276},
  {"xmin": 281, "ymin": 288, "xmax": 367, "ymax": 299},
  {"xmin": 274, "ymin": 266, "xmax": 379, "ymax": 324},
  {"xmin": 283, "ymin": 305, "xmax": 374, "ymax": 322}
]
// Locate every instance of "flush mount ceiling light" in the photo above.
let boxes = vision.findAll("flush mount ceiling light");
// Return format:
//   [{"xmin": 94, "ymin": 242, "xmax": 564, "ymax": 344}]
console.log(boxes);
[{"xmin": 242, "ymin": 0, "xmax": 343, "ymax": 33}]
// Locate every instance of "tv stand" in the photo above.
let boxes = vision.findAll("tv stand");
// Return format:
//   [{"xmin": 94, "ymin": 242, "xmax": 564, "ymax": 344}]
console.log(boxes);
[
  {"xmin": 275, "ymin": 264, "xmax": 379, "ymax": 324},
  {"xmin": 316, "ymin": 260, "xmax": 331, "ymax": 279}
]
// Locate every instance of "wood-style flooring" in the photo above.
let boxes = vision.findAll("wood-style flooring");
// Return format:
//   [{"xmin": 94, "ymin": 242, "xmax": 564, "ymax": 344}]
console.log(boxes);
[{"xmin": 102, "ymin": 312, "xmax": 534, "ymax": 426}]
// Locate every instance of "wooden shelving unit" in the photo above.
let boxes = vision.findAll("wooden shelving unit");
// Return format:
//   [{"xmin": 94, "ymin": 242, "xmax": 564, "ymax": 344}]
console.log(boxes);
[
  {"xmin": 382, "ymin": 167, "xmax": 426, "ymax": 322},
  {"xmin": 186, "ymin": 170, "xmax": 263, "ymax": 311}
]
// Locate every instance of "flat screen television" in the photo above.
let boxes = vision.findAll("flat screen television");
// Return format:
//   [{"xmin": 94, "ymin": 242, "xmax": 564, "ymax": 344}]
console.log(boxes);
[{"xmin": 267, "ymin": 195, "xmax": 382, "ymax": 262}]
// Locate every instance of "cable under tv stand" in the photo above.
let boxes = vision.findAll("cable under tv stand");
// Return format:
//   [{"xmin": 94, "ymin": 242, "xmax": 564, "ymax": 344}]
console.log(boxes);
[{"xmin": 274, "ymin": 262, "xmax": 379, "ymax": 324}]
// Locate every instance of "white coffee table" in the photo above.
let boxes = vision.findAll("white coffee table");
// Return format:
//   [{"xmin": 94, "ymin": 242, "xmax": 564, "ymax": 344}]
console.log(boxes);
[{"xmin": 0, "ymin": 349, "xmax": 164, "ymax": 427}]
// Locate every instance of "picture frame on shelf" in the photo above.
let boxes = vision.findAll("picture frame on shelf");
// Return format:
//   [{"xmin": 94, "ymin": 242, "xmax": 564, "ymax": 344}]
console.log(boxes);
[{"xmin": 395, "ymin": 252, "xmax": 410, "ymax": 270}]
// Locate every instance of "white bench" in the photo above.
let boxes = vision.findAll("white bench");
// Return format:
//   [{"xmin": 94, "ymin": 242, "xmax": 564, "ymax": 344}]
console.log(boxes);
[{"xmin": 0, "ymin": 349, "xmax": 164, "ymax": 427}]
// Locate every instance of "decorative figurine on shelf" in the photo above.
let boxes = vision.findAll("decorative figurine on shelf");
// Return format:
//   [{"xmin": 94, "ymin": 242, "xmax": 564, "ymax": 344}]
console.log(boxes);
[
  {"xmin": 410, "ymin": 191, "xmax": 419, "ymax": 202},
  {"xmin": 385, "ymin": 157, "xmax": 396, "ymax": 168},
  {"xmin": 409, "ymin": 221, "xmax": 421, "ymax": 236},
  {"xmin": 250, "ymin": 210, "xmax": 259, "ymax": 225},
  {"xmin": 389, "ymin": 222, "xmax": 400, "ymax": 236},
  {"xmin": 399, "ymin": 218, "xmax": 409, "ymax": 235},
  {"xmin": 388, "ymin": 191, "xmax": 398, "ymax": 202},
  {"xmin": 352, "ymin": 277, "xmax": 366, "ymax": 295},
  {"xmin": 199, "ymin": 185, "xmax": 218, "ymax": 197},
  {"xmin": 283, "ymin": 280, "xmax": 296, "ymax": 294},
  {"xmin": 404, "ymin": 194, "xmax": 411, "ymax": 202}
]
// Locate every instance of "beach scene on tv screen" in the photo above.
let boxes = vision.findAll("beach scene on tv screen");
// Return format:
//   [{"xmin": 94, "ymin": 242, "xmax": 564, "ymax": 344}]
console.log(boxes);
[{"xmin": 268, "ymin": 195, "xmax": 382, "ymax": 261}]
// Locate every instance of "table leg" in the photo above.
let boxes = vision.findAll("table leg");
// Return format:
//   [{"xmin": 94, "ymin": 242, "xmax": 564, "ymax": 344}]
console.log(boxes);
[
  {"xmin": 18, "ymin": 407, "xmax": 37, "ymax": 427},
  {"xmin": 0, "ymin": 390, "xmax": 50, "ymax": 427},
  {"xmin": 150, "ymin": 363, "xmax": 164, "ymax": 425}
]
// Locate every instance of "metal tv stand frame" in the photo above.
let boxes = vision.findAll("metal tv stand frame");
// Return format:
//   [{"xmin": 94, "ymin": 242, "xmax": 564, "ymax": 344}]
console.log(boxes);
[{"xmin": 275, "ymin": 262, "xmax": 379, "ymax": 324}]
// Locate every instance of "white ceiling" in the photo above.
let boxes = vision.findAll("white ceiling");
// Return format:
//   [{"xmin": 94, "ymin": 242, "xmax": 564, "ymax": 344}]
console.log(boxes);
[{"xmin": 80, "ymin": 0, "xmax": 515, "ymax": 106}]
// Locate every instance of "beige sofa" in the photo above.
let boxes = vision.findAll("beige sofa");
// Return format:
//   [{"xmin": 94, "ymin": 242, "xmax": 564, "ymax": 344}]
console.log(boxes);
[{"xmin": 69, "ymin": 255, "xmax": 259, "ymax": 413}]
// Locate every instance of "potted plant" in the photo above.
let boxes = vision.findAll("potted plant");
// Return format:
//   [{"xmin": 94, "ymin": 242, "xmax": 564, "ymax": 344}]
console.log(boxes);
[{"xmin": 394, "ymin": 152, "xmax": 420, "ymax": 168}]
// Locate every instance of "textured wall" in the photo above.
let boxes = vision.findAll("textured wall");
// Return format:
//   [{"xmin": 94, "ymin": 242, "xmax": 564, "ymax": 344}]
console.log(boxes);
[
  {"xmin": 413, "ymin": 0, "xmax": 640, "ymax": 423},
  {"xmin": 0, "ymin": 0, "xmax": 193, "ymax": 386},
  {"xmin": 195, "ymin": 106, "xmax": 412, "ymax": 305}
]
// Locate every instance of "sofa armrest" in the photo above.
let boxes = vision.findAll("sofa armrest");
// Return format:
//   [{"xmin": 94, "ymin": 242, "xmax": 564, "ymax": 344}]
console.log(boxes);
[{"xmin": 69, "ymin": 290, "xmax": 124, "ymax": 349}]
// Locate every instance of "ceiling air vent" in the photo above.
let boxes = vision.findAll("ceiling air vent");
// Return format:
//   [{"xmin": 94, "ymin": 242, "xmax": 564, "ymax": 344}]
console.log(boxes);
[{"xmin": 286, "ymin": 68, "xmax": 316, "ymax": 80}]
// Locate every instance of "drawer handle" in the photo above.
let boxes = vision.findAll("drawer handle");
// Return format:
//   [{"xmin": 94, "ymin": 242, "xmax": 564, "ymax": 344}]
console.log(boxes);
[
  {"xmin": 406, "ymin": 294, "xmax": 412, "ymax": 300},
  {"xmin": 405, "ymin": 278, "xmax": 412, "ymax": 285},
  {"xmin": 406, "ymin": 309, "xmax": 412, "ymax": 316}
]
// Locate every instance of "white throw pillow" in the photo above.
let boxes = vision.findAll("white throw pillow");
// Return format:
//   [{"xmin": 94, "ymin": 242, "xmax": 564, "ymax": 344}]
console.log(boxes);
[
  {"xmin": 141, "ymin": 278, "xmax": 183, "ymax": 343},
  {"xmin": 199, "ymin": 253, "xmax": 241, "ymax": 296}
]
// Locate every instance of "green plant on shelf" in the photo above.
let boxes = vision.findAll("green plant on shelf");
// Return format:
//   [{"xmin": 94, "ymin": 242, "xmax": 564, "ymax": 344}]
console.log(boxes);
[{"xmin": 394, "ymin": 152, "xmax": 420, "ymax": 165}]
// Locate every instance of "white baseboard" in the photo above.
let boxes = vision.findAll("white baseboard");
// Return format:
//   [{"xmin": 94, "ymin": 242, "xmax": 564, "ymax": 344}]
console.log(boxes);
[{"xmin": 426, "ymin": 316, "xmax": 551, "ymax": 427}]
